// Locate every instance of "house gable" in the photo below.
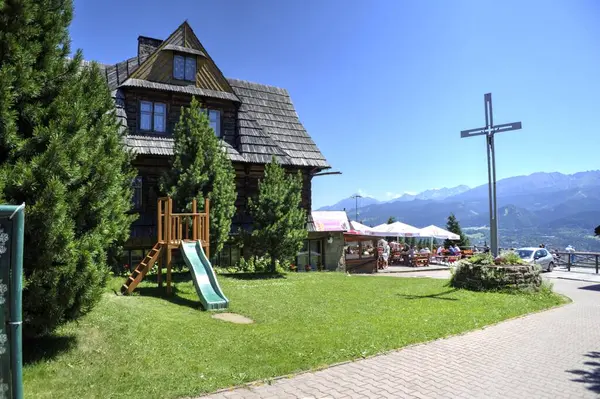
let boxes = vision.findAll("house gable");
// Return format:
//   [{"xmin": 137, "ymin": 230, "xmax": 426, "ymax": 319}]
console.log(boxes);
[{"xmin": 130, "ymin": 21, "xmax": 234, "ymax": 94}]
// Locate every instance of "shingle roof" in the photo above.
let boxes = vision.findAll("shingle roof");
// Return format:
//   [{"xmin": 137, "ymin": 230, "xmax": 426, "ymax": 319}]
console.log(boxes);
[
  {"xmin": 108, "ymin": 75, "xmax": 329, "ymax": 169},
  {"xmin": 162, "ymin": 44, "xmax": 206, "ymax": 57},
  {"xmin": 228, "ymin": 79, "xmax": 329, "ymax": 168},
  {"xmin": 120, "ymin": 78, "xmax": 240, "ymax": 102},
  {"xmin": 125, "ymin": 134, "xmax": 246, "ymax": 162}
]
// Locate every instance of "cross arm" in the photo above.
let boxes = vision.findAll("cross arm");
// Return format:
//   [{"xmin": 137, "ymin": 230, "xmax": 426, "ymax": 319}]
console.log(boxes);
[{"xmin": 460, "ymin": 121, "xmax": 522, "ymax": 138}]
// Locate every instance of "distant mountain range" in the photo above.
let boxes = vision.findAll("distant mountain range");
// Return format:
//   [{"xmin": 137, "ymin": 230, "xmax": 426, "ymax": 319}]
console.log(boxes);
[
  {"xmin": 318, "ymin": 185, "xmax": 471, "ymax": 211},
  {"xmin": 317, "ymin": 171, "xmax": 600, "ymax": 251}
]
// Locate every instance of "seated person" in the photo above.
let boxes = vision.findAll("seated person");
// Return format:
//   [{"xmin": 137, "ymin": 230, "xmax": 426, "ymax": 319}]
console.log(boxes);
[
  {"xmin": 448, "ymin": 245, "xmax": 455, "ymax": 255},
  {"xmin": 436, "ymin": 245, "xmax": 444, "ymax": 256},
  {"xmin": 453, "ymin": 244, "xmax": 461, "ymax": 256}
]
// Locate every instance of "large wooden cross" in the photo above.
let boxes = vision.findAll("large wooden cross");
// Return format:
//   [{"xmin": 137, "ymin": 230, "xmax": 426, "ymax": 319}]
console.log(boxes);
[{"xmin": 460, "ymin": 93, "xmax": 522, "ymax": 257}]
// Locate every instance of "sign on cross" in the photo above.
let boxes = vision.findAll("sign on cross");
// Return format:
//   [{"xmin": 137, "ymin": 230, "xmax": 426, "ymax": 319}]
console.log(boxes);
[{"xmin": 460, "ymin": 93, "xmax": 522, "ymax": 257}]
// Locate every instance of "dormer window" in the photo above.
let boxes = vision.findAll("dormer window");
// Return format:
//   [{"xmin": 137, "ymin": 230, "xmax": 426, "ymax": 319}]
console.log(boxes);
[{"xmin": 173, "ymin": 54, "xmax": 196, "ymax": 81}]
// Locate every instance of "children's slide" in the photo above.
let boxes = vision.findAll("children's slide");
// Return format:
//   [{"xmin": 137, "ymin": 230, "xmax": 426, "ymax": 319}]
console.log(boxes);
[{"xmin": 179, "ymin": 241, "xmax": 229, "ymax": 310}]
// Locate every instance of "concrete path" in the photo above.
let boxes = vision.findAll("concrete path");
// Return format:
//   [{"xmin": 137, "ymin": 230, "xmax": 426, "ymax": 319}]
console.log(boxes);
[{"xmin": 201, "ymin": 277, "xmax": 600, "ymax": 398}]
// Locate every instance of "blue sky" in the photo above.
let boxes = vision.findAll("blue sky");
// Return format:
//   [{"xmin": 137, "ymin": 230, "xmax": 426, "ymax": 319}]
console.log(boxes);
[{"xmin": 71, "ymin": 0, "xmax": 600, "ymax": 209}]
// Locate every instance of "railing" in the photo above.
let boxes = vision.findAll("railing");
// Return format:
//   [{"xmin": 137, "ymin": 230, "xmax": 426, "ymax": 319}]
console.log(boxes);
[
  {"xmin": 157, "ymin": 197, "xmax": 210, "ymax": 248},
  {"xmin": 553, "ymin": 251, "xmax": 600, "ymax": 274}
]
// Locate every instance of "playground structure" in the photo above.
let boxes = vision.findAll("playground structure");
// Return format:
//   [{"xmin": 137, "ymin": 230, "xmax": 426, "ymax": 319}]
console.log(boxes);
[{"xmin": 121, "ymin": 197, "xmax": 229, "ymax": 310}]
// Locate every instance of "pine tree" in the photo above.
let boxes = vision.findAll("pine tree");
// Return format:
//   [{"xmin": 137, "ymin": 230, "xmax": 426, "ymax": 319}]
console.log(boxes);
[
  {"xmin": 248, "ymin": 157, "xmax": 307, "ymax": 273},
  {"xmin": 0, "ymin": 0, "xmax": 135, "ymax": 337},
  {"xmin": 595, "ymin": 225, "xmax": 600, "ymax": 236},
  {"xmin": 444, "ymin": 213, "xmax": 470, "ymax": 248},
  {"xmin": 387, "ymin": 216, "xmax": 396, "ymax": 224},
  {"xmin": 162, "ymin": 97, "xmax": 237, "ymax": 255}
]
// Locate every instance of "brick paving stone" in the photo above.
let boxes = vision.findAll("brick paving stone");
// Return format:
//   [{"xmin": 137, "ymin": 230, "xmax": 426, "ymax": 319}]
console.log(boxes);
[{"xmin": 199, "ymin": 278, "xmax": 600, "ymax": 398}]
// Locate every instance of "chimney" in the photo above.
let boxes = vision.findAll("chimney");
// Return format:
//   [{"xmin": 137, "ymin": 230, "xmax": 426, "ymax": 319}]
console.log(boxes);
[{"xmin": 137, "ymin": 36, "xmax": 163, "ymax": 60}]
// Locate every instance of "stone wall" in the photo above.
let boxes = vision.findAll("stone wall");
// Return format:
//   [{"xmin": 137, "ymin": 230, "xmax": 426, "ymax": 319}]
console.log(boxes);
[{"xmin": 451, "ymin": 263, "xmax": 542, "ymax": 291}]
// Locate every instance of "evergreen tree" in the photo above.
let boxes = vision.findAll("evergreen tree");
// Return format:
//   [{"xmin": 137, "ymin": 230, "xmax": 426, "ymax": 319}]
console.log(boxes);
[
  {"xmin": 162, "ymin": 97, "xmax": 237, "ymax": 255},
  {"xmin": 444, "ymin": 213, "xmax": 470, "ymax": 248},
  {"xmin": 0, "ymin": 0, "xmax": 135, "ymax": 336},
  {"xmin": 248, "ymin": 157, "xmax": 307, "ymax": 273},
  {"xmin": 387, "ymin": 216, "xmax": 396, "ymax": 224},
  {"xmin": 595, "ymin": 225, "xmax": 600, "ymax": 236}
]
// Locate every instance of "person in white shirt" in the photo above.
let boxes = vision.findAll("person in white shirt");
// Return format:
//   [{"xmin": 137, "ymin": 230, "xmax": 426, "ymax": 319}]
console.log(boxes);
[
  {"xmin": 453, "ymin": 244, "xmax": 461, "ymax": 256},
  {"xmin": 437, "ymin": 246, "xmax": 443, "ymax": 255},
  {"xmin": 565, "ymin": 245, "xmax": 575, "ymax": 263},
  {"xmin": 383, "ymin": 242, "xmax": 390, "ymax": 267}
]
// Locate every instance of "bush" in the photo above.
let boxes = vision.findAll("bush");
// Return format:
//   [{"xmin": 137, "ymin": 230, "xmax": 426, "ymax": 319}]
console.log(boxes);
[{"xmin": 233, "ymin": 256, "xmax": 285, "ymax": 273}]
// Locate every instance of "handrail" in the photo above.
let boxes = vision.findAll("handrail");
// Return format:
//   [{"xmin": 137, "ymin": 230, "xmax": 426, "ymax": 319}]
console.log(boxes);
[
  {"xmin": 551, "ymin": 251, "xmax": 600, "ymax": 273},
  {"xmin": 156, "ymin": 197, "xmax": 210, "ymax": 253}
]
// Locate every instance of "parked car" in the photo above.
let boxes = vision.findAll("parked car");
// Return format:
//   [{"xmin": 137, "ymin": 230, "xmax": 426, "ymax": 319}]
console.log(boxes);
[{"xmin": 515, "ymin": 247, "xmax": 555, "ymax": 271}]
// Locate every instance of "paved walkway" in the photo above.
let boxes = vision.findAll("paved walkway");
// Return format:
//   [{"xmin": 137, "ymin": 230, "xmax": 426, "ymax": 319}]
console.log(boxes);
[{"xmin": 201, "ymin": 277, "xmax": 600, "ymax": 398}]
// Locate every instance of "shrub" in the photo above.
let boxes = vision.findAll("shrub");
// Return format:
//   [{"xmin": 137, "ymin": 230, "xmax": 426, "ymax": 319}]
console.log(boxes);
[
  {"xmin": 234, "ymin": 256, "xmax": 284, "ymax": 273},
  {"xmin": 494, "ymin": 251, "xmax": 525, "ymax": 266}
]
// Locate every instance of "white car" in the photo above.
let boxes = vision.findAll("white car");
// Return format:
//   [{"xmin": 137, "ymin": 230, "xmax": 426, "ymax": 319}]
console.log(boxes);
[{"xmin": 515, "ymin": 247, "xmax": 555, "ymax": 272}]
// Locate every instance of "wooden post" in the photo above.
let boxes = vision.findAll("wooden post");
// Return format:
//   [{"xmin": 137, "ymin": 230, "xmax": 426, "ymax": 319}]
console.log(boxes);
[
  {"xmin": 192, "ymin": 199, "xmax": 198, "ymax": 241},
  {"xmin": 596, "ymin": 254, "xmax": 599, "ymax": 275},
  {"xmin": 157, "ymin": 198, "xmax": 163, "ymax": 287},
  {"xmin": 157, "ymin": 198, "xmax": 163, "ymax": 243},
  {"xmin": 204, "ymin": 198, "xmax": 210, "ymax": 259},
  {"xmin": 567, "ymin": 252, "xmax": 571, "ymax": 272},
  {"xmin": 166, "ymin": 198, "xmax": 173, "ymax": 294}
]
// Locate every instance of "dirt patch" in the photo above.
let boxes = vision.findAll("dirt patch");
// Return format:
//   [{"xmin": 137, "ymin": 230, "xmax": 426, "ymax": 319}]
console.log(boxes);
[{"xmin": 212, "ymin": 312, "xmax": 254, "ymax": 324}]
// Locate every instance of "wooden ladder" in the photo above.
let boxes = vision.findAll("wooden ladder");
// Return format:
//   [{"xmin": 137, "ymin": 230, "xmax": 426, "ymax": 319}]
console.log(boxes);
[{"xmin": 121, "ymin": 242, "xmax": 162, "ymax": 295}]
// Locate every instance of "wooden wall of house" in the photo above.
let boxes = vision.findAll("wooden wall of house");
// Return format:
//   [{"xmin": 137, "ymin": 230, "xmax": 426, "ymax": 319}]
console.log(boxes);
[
  {"xmin": 232, "ymin": 163, "xmax": 313, "ymax": 228},
  {"xmin": 126, "ymin": 157, "xmax": 314, "ymax": 248},
  {"xmin": 123, "ymin": 88, "xmax": 237, "ymax": 148}
]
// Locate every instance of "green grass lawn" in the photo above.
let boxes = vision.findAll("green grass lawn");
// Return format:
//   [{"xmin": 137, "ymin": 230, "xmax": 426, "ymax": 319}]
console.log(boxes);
[{"xmin": 24, "ymin": 272, "xmax": 565, "ymax": 399}]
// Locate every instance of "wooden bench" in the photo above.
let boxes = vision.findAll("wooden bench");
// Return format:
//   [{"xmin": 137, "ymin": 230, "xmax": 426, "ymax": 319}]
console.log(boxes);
[{"xmin": 413, "ymin": 254, "xmax": 430, "ymax": 267}]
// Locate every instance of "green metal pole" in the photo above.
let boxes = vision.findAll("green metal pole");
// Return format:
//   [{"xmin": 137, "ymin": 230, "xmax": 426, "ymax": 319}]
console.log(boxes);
[{"xmin": 9, "ymin": 206, "xmax": 24, "ymax": 399}]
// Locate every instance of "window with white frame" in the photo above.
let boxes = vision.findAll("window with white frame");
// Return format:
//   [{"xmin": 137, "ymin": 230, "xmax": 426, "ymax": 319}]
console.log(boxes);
[
  {"xmin": 140, "ymin": 101, "xmax": 166, "ymax": 133},
  {"xmin": 173, "ymin": 54, "xmax": 196, "ymax": 81}
]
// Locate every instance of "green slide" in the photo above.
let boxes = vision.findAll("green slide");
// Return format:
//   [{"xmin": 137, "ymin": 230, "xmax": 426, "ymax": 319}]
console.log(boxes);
[{"xmin": 180, "ymin": 241, "xmax": 229, "ymax": 310}]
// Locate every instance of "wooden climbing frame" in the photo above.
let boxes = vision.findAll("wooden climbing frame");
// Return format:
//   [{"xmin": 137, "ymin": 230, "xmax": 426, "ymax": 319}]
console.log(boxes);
[{"xmin": 121, "ymin": 197, "xmax": 210, "ymax": 295}]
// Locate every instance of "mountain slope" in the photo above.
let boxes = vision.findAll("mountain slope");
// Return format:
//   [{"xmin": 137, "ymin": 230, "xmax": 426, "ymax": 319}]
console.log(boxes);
[{"xmin": 317, "ymin": 195, "xmax": 380, "ymax": 211}]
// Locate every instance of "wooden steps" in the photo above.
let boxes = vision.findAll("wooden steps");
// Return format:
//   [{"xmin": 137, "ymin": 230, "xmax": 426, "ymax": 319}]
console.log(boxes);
[{"xmin": 121, "ymin": 243, "xmax": 163, "ymax": 295}]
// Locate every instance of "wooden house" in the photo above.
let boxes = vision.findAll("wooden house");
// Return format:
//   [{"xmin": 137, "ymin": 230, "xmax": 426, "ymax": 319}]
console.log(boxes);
[{"xmin": 97, "ymin": 22, "xmax": 330, "ymax": 267}]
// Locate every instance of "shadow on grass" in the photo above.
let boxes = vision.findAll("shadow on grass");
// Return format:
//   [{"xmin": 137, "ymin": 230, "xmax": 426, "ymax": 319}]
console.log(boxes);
[
  {"xmin": 567, "ymin": 351, "xmax": 600, "ymax": 393},
  {"xmin": 220, "ymin": 272, "xmax": 287, "ymax": 281},
  {"xmin": 24, "ymin": 335, "xmax": 77, "ymax": 365},
  {"xmin": 136, "ymin": 285, "xmax": 201, "ymax": 310},
  {"xmin": 397, "ymin": 288, "xmax": 459, "ymax": 301},
  {"xmin": 145, "ymin": 270, "xmax": 193, "ymax": 284},
  {"xmin": 578, "ymin": 284, "xmax": 600, "ymax": 292}
]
